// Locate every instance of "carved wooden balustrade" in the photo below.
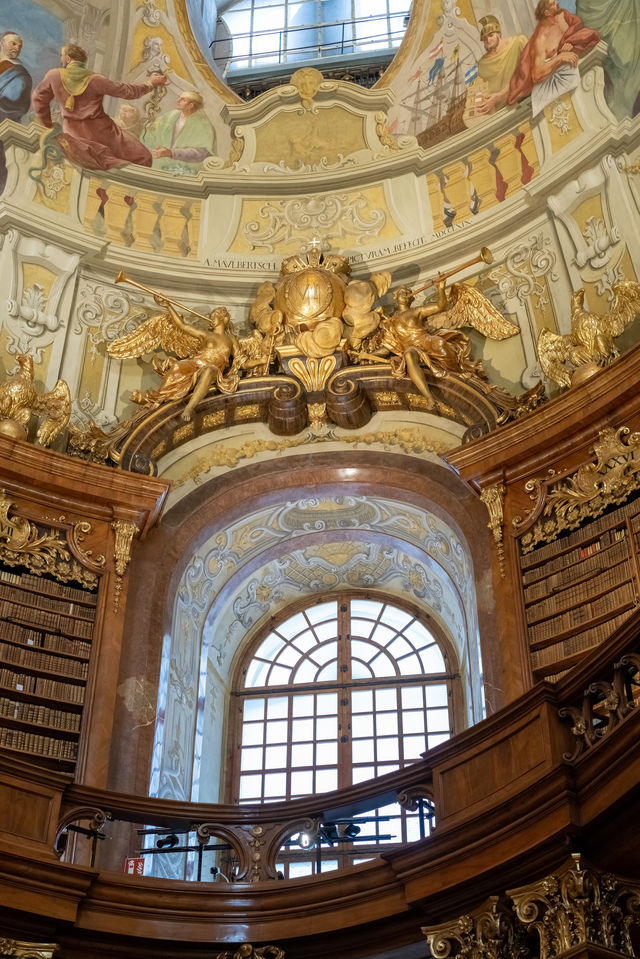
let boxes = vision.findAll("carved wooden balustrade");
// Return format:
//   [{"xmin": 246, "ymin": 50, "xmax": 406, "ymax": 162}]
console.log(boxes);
[{"xmin": 2, "ymin": 610, "xmax": 640, "ymax": 953}]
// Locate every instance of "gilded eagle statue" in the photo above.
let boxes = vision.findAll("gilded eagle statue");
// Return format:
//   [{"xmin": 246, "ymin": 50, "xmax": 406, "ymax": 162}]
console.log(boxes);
[
  {"xmin": 0, "ymin": 354, "xmax": 71, "ymax": 446},
  {"xmin": 537, "ymin": 281, "xmax": 640, "ymax": 390}
]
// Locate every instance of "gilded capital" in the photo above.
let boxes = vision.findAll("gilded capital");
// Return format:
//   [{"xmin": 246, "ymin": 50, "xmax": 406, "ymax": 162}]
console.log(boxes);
[
  {"xmin": 508, "ymin": 854, "xmax": 640, "ymax": 959},
  {"xmin": 422, "ymin": 896, "xmax": 527, "ymax": 959}
]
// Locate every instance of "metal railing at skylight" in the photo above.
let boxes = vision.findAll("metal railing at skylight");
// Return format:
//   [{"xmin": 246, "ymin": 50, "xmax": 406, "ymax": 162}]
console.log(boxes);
[{"xmin": 213, "ymin": 9, "xmax": 410, "ymax": 72}]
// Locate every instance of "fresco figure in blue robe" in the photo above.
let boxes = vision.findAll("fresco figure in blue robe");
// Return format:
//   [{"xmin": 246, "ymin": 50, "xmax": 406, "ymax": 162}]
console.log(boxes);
[
  {"xmin": 576, "ymin": 0, "xmax": 640, "ymax": 117},
  {"xmin": 0, "ymin": 31, "xmax": 32, "ymax": 122}
]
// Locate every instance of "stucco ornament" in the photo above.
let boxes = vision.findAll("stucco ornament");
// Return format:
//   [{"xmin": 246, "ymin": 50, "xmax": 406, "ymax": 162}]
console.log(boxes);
[{"xmin": 248, "ymin": 240, "xmax": 391, "ymax": 358}]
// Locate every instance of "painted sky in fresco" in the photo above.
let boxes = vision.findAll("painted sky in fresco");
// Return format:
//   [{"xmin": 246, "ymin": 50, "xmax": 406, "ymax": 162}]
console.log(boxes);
[{"xmin": 2, "ymin": 0, "xmax": 63, "ymax": 94}]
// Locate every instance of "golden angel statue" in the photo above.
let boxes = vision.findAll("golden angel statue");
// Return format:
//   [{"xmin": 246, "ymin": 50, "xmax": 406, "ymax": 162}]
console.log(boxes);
[
  {"xmin": 358, "ymin": 280, "xmax": 518, "ymax": 408},
  {"xmin": 0, "ymin": 354, "xmax": 71, "ymax": 446},
  {"xmin": 108, "ymin": 277, "xmax": 242, "ymax": 421},
  {"xmin": 537, "ymin": 281, "xmax": 640, "ymax": 390}
]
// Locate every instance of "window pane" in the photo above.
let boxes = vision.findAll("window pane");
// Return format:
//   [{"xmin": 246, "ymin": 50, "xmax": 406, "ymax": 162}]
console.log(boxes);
[
  {"xmin": 398, "ymin": 653, "xmax": 422, "ymax": 675},
  {"xmin": 316, "ymin": 716, "xmax": 337, "ymax": 739},
  {"xmin": 239, "ymin": 774, "xmax": 263, "ymax": 799},
  {"xmin": 403, "ymin": 734, "xmax": 426, "ymax": 758},
  {"xmin": 292, "ymin": 718, "xmax": 314, "ymax": 740},
  {"xmin": 375, "ymin": 688, "xmax": 396, "ymax": 710},
  {"xmin": 350, "ymin": 599, "xmax": 383, "ymax": 619},
  {"xmin": 317, "ymin": 662, "xmax": 337, "ymax": 681},
  {"xmin": 277, "ymin": 612, "xmax": 308, "ymax": 639},
  {"xmin": 352, "ymin": 690, "xmax": 373, "ymax": 712},
  {"xmin": 310, "ymin": 641, "xmax": 337, "ymax": 665},
  {"xmin": 316, "ymin": 767, "xmax": 337, "ymax": 791},
  {"xmin": 421, "ymin": 645, "xmax": 446, "ymax": 672},
  {"xmin": 380, "ymin": 605, "xmax": 412, "ymax": 631},
  {"xmin": 306, "ymin": 601, "xmax": 338, "ymax": 624},
  {"xmin": 268, "ymin": 663, "xmax": 292, "ymax": 685},
  {"xmin": 428, "ymin": 732, "xmax": 451, "ymax": 748},
  {"xmin": 376, "ymin": 712, "xmax": 398, "ymax": 735},
  {"xmin": 351, "ymin": 618, "xmax": 375, "ymax": 639},
  {"xmin": 293, "ymin": 659, "xmax": 320, "ymax": 684},
  {"xmin": 255, "ymin": 634, "xmax": 286, "ymax": 660},
  {"xmin": 241, "ymin": 747, "xmax": 263, "ymax": 771},
  {"xmin": 316, "ymin": 741, "xmax": 337, "ymax": 765},
  {"xmin": 316, "ymin": 692, "xmax": 337, "ymax": 714},
  {"xmin": 266, "ymin": 720, "xmax": 288, "ymax": 742},
  {"xmin": 291, "ymin": 769, "xmax": 313, "ymax": 794},
  {"xmin": 351, "ymin": 713, "xmax": 373, "ymax": 737},
  {"xmin": 401, "ymin": 686, "xmax": 423, "ymax": 708},
  {"xmin": 242, "ymin": 721, "xmax": 264, "ymax": 745},
  {"xmin": 277, "ymin": 644, "xmax": 304, "ymax": 668},
  {"xmin": 426, "ymin": 684, "xmax": 449, "ymax": 708},
  {"xmin": 371, "ymin": 623, "xmax": 395, "ymax": 645},
  {"xmin": 352, "ymin": 765, "xmax": 374, "ymax": 783},
  {"xmin": 351, "ymin": 660, "xmax": 372, "ymax": 679},
  {"xmin": 292, "ymin": 693, "xmax": 314, "ymax": 716},
  {"xmin": 267, "ymin": 697, "xmax": 288, "ymax": 719},
  {"xmin": 243, "ymin": 699, "xmax": 265, "ymax": 721},
  {"xmin": 427, "ymin": 708, "xmax": 451, "ymax": 732},
  {"xmin": 377, "ymin": 737, "xmax": 399, "ymax": 761},
  {"xmin": 403, "ymin": 710, "xmax": 426, "ymax": 734},
  {"xmin": 292, "ymin": 742, "xmax": 314, "ymax": 765},
  {"xmin": 370, "ymin": 653, "xmax": 396, "ymax": 677},
  {"xmin": 245, "ymin": 660, "xmax": 270, "ymax": 687},
  {"xmin": 354, "ymin": 738, "xmax": 374, "ymax": 762},
  {"xmin": 264, "ymin": 772, "xmax": 287, "ymax": 797},
  {"xmin": 314, "ymin": 622, "xmax": 338, "ymax": 642},
  {"xmin": 265, "ymin": 744, "xmax": 287, "ymax": 768},
  {"xmin": 351, "ymin": 639, "xmax": 376, "ymax": 662}
]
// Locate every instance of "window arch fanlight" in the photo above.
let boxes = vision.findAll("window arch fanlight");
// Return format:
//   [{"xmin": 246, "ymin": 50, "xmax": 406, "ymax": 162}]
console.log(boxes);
[{"xmin": 228, "ymin": 593, "xmax": 460, "ymax": 808}]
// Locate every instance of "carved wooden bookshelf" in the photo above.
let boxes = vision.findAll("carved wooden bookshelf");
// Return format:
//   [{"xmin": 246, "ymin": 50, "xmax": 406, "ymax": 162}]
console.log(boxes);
[
  {"xmin": 519, "ymin": 496, "xmax": 640, "ymax": 680},
  {"xmin": 0, "ymin": 565, "xmax": 98, "ymax": 768}
]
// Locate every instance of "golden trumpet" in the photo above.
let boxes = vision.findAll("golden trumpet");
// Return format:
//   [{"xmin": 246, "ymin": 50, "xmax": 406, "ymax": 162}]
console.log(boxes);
[
  {"xmin": 409, "ymin": 247, "xmax": 494, "ymax": 298},
  {"xmin": 115, "ymin": 270, "xmax": 212, "ymax": 324}
]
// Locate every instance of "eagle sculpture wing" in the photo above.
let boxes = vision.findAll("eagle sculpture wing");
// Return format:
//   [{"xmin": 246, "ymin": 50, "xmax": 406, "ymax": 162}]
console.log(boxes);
[
  {"xmin": 537, "ymin": 328, "xmax": 572, "ymax": 390},
  {"xmin": 32, "ymin": 379, "xmax": 72, "ymax": 447},
  {"xmin": 606, "ymin": 280, "xmax": 640, "ymax": 336},
  {"xmin": 429, "ymin": 283, "xmax": 519, "ymax": 340},
  {"xmin": 107, "ymin": 310, "xmax": 201, "ymax": 360}
]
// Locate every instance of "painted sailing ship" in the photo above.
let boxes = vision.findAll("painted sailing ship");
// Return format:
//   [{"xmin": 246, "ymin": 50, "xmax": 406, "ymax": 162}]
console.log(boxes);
[{"xmin": 399, "ymin": 43, "xmax": 478, "ymax": 148}]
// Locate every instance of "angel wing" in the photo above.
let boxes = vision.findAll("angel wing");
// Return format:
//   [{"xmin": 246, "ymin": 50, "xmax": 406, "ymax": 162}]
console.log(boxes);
[
  {"xmin": 430, "ymin": 284, "xmax": 519, "ymax": 340},
  {"xmin": 107, "ymin": 310, "xmax": 202, "ymax": 360},
  {"xmin": 32, "ymin": 379, "xmax": 71, "ymax": 447}
]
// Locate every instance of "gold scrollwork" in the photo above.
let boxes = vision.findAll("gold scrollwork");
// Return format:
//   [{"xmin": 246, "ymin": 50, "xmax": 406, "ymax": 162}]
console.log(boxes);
[
  {"xmin": 70, "ymin": 520, "xmax": 106, "ymax": 571},
  {"xmin": 111, "ymin": 520, "xmax": 139, "ymax": 578},
  {"xmin": 480, "ymin": 483, "xmax": 505, "ymax": 577},
  {"xmin": 288, "ymin": 356, "xmax": 337, "ymax": 392},
  {"xmin": 518, "ymin": 427, "xmax": 640, "ymax": 552}
]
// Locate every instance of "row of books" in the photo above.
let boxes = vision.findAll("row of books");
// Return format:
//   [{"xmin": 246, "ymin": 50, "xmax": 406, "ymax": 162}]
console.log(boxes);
[
  {"xmin": 0, "ymin": 668, "xmax": 85, "ymax": 703},
  {"xmin": 20, "ymin": 572, "xmax": 98, "ymax": 605},
  {"xmin": 531, "ymin": 609, "xmax": 635, "ymax": 670},
  {"xmin": 0, "ymin": 641, "xmax": 88, "ymax": 679},
  {"xmin": 520, "ymin": 498, "xmax": 638, "ymax": 569},
  {"xmin": 0, "ymin": 599, "xmax": 94, "ymax": 639},
  {"xmin": 528, "ymin": 581, "xmax": 636, "ymax": 643},
  {"xmin": 0, "ymin": 583, "xmax": 96, "ymax": 622},
  {"xmin": 525, "ymin": 559, "xmax": 633, "ymax": 624},
  {"xmin": 0, "ymin": 726, "xmax": 78, "ymax": 760},
  {"xmin": 521, "ymin": 528, "xmax": 627, "ymax": 588},
  {"xmin": 0, "ymin": 695, "xmax": 81, "ymax": 731},
  {"xmin": 0, "ymin": 621, "xmax": 91, "ymax": 658}
]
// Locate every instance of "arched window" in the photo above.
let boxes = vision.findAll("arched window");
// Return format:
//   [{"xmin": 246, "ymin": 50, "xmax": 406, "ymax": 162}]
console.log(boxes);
[{"xmin": 229, "ymin": 595, "xmax": 459, "ymax": 806}]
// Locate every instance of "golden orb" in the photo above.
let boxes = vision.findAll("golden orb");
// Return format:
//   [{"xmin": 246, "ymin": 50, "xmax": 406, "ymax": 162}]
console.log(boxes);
[{"xmin": 0, "ymin": 419, "xmax": 27, "ymax": 440}]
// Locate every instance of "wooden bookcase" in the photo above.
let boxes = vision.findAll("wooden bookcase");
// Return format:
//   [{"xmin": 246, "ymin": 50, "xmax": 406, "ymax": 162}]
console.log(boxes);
[
  {"xmin": 0, "ymin": 564, "xmax": 98, "ymax": 769},
  {"xmin": 519, "ymin": 496, "xmax": 640, "ymax": 680}
]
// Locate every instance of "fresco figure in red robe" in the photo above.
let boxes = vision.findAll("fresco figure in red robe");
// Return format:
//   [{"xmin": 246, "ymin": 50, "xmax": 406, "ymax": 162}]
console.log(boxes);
[
  {"xmin": 31, "ymin": 43, "xmax": 167, "ymax": 171},
  {"xmin": 507, "ymin": 0, "xmax": 599, "ymax": 116}
]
